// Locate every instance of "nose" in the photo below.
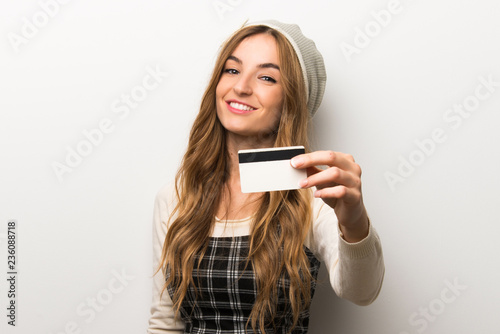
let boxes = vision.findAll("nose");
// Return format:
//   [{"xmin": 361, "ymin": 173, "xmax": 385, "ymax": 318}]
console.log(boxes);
[{"xmin": 233, "ymin": 74, "xmax": 253, "ymax": 96}]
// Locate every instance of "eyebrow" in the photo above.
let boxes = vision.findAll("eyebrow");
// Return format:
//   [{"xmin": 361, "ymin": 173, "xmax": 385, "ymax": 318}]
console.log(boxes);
[{"xmin": 227, "ymin": 55, "xmax": 280, "ymax": 71}]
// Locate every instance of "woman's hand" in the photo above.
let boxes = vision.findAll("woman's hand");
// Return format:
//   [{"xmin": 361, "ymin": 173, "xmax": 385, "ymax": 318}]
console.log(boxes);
[{"xmin": 291, "ymin": 151, "xmax": 369, "ymax": 242}]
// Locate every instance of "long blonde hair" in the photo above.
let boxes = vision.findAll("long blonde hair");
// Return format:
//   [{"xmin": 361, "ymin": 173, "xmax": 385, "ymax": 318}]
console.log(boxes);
[{"xmin": 159, "ymin": 24, "xmax": 314, "ymax": 333}]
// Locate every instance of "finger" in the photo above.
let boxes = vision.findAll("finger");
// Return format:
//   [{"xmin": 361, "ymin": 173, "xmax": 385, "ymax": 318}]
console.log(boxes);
[
  {"xmin": 305, "ymin": 166, "xmax": 322, "ymax": 177},
  {"xmin": 314, "ymin": 185, "xmax": 361, "ymax": 204},
  {"xmin": 292, "ymin": 151, "xmax": 359, "ymax": 173},
  {"xmin": 299, "ymin": 167, "xmax": 358, "ymax": 189},
  {"xmin": 290, "ymin": 163, "xmax": 324, "ymax": 178}
]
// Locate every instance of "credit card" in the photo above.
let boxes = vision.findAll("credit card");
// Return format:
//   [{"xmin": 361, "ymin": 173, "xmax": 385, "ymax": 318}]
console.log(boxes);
[{"xmin": 238, "ymin": 146, "xmax": 306, "ymax": 193}]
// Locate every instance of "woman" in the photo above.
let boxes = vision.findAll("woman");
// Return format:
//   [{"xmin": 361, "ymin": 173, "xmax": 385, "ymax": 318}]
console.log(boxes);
[{"xmin": 148, "ymin": 20, "xmax": 384, "ymax": 334}]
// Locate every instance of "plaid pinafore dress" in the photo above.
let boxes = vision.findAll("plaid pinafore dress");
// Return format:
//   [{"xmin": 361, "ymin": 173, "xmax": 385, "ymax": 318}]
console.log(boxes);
[{"xmin": 166, "ymin": 235, "xmax": 321, "ymax": 334}]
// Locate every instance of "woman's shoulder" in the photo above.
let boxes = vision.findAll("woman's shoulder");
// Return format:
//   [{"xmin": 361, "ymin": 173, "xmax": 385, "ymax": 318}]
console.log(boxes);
[
  {"xmin": 155, "ymin": 181, "xmax": 177, "ymax": 205},
  {"xmin": 153, "ymin": 181, "xmax": 179, "ymax": 225}
]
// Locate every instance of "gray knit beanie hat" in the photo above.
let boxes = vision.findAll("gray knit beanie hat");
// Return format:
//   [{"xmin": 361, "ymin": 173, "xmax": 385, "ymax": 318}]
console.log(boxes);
[{"xmin": 245, "ymin": 20, "xmax": 327, "ymax": 116}]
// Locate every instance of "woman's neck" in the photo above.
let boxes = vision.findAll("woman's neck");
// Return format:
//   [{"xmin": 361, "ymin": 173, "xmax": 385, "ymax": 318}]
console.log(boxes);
[
  {"xmin": 216, "ymin": 133, "xmax": 273, "ymax": 220},
  {"xmin": 225, "ymin": 131, "xmax": 276, "ymax": 180}
]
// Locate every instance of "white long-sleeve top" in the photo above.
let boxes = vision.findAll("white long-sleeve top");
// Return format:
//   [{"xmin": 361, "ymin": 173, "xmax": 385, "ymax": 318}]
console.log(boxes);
[{"xmin": 147, "ymin": 184, "xmax": 385, "ymax": 333}]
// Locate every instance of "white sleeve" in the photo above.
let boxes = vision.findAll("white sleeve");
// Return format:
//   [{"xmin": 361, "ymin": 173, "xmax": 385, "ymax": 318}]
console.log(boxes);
[
  {"xmin": 306, "ymin": 197, "xmax": 385, "ymax": 306},
  {"xmin": 147, "ymin": 184, "xmax": 185, "ymax": 334}
]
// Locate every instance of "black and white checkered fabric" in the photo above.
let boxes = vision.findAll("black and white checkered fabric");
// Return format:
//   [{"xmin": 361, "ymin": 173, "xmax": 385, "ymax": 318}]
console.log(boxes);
[{"xmin": 167, "ymin": 235, "xmax": 321, "ymax": 334}]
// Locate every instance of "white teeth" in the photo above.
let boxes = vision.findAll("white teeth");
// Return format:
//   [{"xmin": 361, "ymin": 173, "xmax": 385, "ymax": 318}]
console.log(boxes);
[{"xmin": 229, "ymin": 102, "xmax": 255, "ymax": 111}]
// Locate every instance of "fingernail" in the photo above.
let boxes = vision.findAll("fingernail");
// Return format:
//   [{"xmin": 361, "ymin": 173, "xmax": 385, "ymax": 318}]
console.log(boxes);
[
  {"xmin": 314, "ymin": 190, "xmax": 321, "ymax": 198},
  {"xmin": 291, "ymin": 157, "xmax": 303, "ymax": 168},
  {"xmin": 299, "ymin": 179, "xmax": 308, "ymax": 188}
]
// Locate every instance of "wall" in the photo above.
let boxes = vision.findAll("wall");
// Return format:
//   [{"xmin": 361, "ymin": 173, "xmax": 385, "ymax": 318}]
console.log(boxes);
[{"xmin": 1, "ymin": 0, "xmax": 499, "ymax": 333}]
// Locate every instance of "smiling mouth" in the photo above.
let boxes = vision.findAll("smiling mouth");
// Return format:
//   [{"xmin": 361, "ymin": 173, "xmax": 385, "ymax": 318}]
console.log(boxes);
[{"xmin": 227, "ymin": 101, "xmax": 257, "ymax": 112}]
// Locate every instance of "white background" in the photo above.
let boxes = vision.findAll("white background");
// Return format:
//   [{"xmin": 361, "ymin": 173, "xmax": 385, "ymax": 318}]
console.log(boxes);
[{"xmin": 1, "ymin": 0, "xmax": 499, "ymax": 333}]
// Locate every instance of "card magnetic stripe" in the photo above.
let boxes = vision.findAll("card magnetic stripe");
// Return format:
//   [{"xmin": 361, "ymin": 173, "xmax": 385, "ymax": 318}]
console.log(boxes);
[{"xmin": 238, "ymin": 148, "xmax": 305, "ymax": 164}]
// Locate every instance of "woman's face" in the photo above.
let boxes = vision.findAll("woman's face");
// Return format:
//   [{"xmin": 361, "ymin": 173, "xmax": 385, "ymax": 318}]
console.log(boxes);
[{"xmin": 216, "ymin": 33, "xmax": 283, "ymax": 141}]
